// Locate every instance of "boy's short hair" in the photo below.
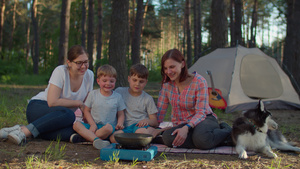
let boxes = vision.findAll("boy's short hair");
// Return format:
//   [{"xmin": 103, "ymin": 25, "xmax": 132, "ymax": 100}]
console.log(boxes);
[
  {"xmin": 129, "ymin": 63, "xmax": 149, "ymax": 79},
  {"xmin": 97, "ymin": 64, "xmax": 117, "ymax": 78}
]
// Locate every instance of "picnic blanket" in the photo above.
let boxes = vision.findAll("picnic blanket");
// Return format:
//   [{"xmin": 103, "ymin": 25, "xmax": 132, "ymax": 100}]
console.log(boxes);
[
  {"xmin": 155, "ymin": 122, "xmax": 255, "ymax": 155},
  {"xmin": 76, "ymin": 122, "xmax": 255, "ymax": 155},
  {"xmin": 152, "ymin": 144, "xmax": 238, "ymax": 155}
]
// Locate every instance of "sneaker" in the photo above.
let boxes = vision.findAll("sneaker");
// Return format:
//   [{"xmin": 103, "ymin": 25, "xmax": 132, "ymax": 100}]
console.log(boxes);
[
  {"xmin": 93, "ymin": 138, "xmax": 110, "ymax": 150},
  {"xmin": 0, "ymin": 125, "xmax": 21, "ymax": 139},
  {"xmin": 70, "ymin": 133, "xmax": 87, "ymax": 143},
  {"xmin": 7, "ymin": 129, "xmax": 26, "ymax": 145}
]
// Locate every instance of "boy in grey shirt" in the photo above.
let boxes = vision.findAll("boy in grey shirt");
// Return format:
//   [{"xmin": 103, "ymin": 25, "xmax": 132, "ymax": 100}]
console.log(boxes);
[
  {"xmin": 71, "ymin": 65, "xmax": 125, "ymax": 149},
  {"xmin": 110, "ymin": 63, "xmax": 158, "ymax": 143}
]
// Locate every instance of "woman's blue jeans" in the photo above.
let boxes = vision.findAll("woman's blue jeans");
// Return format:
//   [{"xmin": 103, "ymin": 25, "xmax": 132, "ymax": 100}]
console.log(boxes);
[{"xmin": 26, "ymin": 100, "xmax": 76, "ymax": 141}]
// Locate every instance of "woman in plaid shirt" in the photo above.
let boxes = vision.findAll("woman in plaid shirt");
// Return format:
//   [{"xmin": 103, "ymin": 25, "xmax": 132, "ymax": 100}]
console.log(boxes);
[{"xmin": 157, "ymin": 49, "xmax": 232, "ymax": 150}]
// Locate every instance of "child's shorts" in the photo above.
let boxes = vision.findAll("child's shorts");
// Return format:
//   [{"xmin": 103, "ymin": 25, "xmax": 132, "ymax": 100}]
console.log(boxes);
[
  {"xmin": 81, "ymin": 122, "xmax": 115, "ymax": 133},
  {"xmin": 122, "ymin": 123, "xmax": 149, "ymax": 133}
]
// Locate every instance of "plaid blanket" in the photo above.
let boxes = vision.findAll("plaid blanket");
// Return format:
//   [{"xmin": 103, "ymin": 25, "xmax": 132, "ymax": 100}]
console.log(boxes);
[
  {"xmin": 152, "ymin": 144, "xmax": 241, "ymax": 155},
  {"xmin": 154, "ymin": 122, "xmax": 255, "ymax": 155}
]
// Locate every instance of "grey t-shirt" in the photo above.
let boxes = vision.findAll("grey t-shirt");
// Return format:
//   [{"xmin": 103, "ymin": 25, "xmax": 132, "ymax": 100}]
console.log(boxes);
[
  {"xmin": 115, "ymin": 87, "xmax": 158, "ymax": 127},
  {"xmin": 84, "ymin": 89, "xmax": 126, "ymax": 126}
]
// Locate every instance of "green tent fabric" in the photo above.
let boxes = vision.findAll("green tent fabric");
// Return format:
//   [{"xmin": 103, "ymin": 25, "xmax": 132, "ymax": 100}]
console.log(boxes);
[{"xmin": 189, "ymin": 45, "xmax": 300, "ymax": 113}]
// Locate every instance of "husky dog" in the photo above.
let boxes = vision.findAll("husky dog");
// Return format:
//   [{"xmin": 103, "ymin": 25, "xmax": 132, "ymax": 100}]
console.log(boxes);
[
  {"xmin": 232, "ymin": 100, "xmax": 300, "ymax": 159},
  {"xmin": 232, "ymin": 100, "xmax": 278, "ymax": 159}
]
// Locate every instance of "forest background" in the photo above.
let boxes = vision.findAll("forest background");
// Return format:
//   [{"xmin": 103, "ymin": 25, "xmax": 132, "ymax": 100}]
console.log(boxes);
[{"xmin": 0, "ymin": 0, "xmax": 299, "ymax": 92}]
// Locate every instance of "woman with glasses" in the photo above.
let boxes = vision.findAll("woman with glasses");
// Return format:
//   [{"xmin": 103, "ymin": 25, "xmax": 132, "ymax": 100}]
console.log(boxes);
[{"xmin": 0, "ymin": 45, "xmax": 94, "ymax": 144}]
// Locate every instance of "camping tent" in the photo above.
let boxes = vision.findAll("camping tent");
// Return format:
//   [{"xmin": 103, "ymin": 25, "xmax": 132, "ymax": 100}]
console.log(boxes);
[{"xmin": 189, "ymin": 45, "xmax": 300, "ymax": 113}]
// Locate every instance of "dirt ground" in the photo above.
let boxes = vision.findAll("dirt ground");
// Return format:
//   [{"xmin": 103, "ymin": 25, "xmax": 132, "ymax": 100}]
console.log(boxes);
[
  {"xmin": 0, "ymin": 85, "xmax": 300, "ymax": 168},
  {"xmin": 1, "ymin": 110, "xmax": 300, "ymax": 168}
]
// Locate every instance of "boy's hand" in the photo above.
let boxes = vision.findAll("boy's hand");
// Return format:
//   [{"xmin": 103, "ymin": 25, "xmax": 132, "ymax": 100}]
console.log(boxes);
[
  {"xmin": 116, "ymin": 123, "xmax": 124, "ymax": 130},
  {"xmin": 136, "ymin": 119, "xmax": 149, "ymax": 127},
  {"xmin": 89, "ymin": 125, "xmax": 97, "ymax": 133}
]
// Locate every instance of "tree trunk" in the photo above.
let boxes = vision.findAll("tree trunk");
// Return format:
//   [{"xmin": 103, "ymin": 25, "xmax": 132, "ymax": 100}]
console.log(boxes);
[
  {"xmin": 229, "ymin": 0, "xmax": 235, "ymax": 47},
  {"xmin": 109, "ymin": 0, "xmax": 129, "ymax": 87},
  {"xmin": 31, "ymin": 0, "xmax": 39, "ymax": 74},
  {"xmin": 9, "ymin": 0, "xmax": 16, "ymax": 51},
  {"xmin": 96, "ymin": 0, "xmax": 102, "ymax": 73},
  {"xmin": 0, "ymin": 0, "xmax": 5, "ymax": 58},
  {"xmin": 197, "ymin": 0, "xmax": 201, "ymax": 58},
  {"xmin": 283, "ymin": 0, "xmax": 300, "ymax": 94},
  {"xmin": 87, "ymin": 0, "xmax": 94, "ymax": 71},
  {"xmin": 173, "ymin": 1, "xmax": 179, "ymax": 49},
  {"xmin": 235, "ymin": 0, "xmax": 242, "ymax": 45},
  {"xmin": 185, "ymin": 0, "xmax": 192, "ymax": 68},
  {"xmin": 193, "ymin": 0, "xmax": 198, "ymax": 61},
  {"xmin": 131, "ymin": 0, "xmax": 135, "ymax": 50},
  {"xmin": 250, "ymin": 0, "xmax": 257, "ymax": 47},
  {"xmin": 58, "ymin": 0, "xmax": 71, "ymax": 65},
  {"xmin": 211, "ymin": 0, "xmax": 226, "ymax": 50},
  {"xmin": 81, "ymin": 0, "xmax": 86, "ymax": 48},
  {"xmin": 131, "ymin": 0, "xmax": 144, "ymax": 65},
  {"xmin": 25, "ymin": 20, "xmax": 30, "ymax": 73}
]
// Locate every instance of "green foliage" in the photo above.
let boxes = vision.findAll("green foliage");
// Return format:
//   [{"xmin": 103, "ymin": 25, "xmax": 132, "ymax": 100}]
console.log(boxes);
[
  {"xmin": 0, "ymin": 51, "xmax": 51, "ymax": 85},
  {"xmin": 0, "ymin": 74, "xmax": 49, "ymax": 85},
  {"xmin": 0, "ymin": 55, "xmax": 26, "ymax": 76},
  {"xmin": 212, "ymin": 108, "xmax": 234, "ymax": 125},
  {"xmin": 148, "ymin": 69, "xmax": 161, "ymax": 82},
  {"xmin": 45, "ymin": 139, "xmax": 66, "ymax": 161}
]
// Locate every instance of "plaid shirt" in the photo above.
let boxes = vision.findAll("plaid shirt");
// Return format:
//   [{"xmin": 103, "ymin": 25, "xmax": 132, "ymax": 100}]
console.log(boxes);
[{"xmin": 157, "ymin": 72, "xmax": 217, "ymax": 127}]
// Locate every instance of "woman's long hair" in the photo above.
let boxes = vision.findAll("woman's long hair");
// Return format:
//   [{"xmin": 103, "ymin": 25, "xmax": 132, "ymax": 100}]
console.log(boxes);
[{"xmin": 160, "ymin": 49, "xmax": 189, "ymax": 84}]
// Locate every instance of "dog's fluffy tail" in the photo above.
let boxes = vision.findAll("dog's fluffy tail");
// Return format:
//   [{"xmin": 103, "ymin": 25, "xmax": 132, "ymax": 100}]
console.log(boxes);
[{"xmin": 267, "ymin": 130, "xmax": 300, "ymax": 152}]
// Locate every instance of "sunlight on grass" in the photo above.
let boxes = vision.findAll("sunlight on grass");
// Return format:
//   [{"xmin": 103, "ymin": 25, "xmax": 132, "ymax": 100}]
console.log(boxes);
[
  {"xmin": 0, "ymin": 86, "xmax": 42, "ymax": 128},
  {"xmin": 1, "ymin": 84, "xmax": 300, "ymax": 168},
  {"xmin": 45, "ymin": 139, "xmax": 66, "ymax": 161},
  {"xmin": 131, "ymin": 158, "xmax": 140, "ymax": 167},
  {"xmin": 264, "ymin": 157, "xmax": 294, "ymax": 169},
  {"xmin": 23, "ymin": 139, "xmax": 66, "ymax": 169},
  {"xmin": 0, "ymin": 98, "xmax": 28, "ymax": 128},
  {"xmin": 106, "ymin": 151, "xmax": 120, "ymax": 165}
]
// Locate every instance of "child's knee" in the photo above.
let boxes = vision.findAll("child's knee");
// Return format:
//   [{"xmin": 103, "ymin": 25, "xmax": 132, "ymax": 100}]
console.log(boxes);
[
  {"xmin": 73, "ymin": 121, "xmax": 80, "ymax": 130},
  {"xmin": 103, "ymin": 124, "xmax": 113, "ymax": 133}
]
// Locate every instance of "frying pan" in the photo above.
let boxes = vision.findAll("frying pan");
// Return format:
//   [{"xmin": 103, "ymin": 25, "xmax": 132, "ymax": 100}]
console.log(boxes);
[{"xmin": 114, "ymin": 133, "xmax": 153, "ymax": 147}]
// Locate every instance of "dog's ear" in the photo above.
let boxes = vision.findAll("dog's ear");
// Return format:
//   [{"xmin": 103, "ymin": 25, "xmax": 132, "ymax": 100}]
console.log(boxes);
[{"xmin": 259, "ymin": 99, "xmax": 264, "ymax": 112}]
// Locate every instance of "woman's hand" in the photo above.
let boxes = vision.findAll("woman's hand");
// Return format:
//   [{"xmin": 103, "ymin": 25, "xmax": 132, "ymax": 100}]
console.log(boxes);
[
  {"xmin": 77, "ymin": 101, "xmax": 85, "ymax": 111},
  {"xmin": 171, "ymin": 126, "xmax": 189, "ymax": 147}
]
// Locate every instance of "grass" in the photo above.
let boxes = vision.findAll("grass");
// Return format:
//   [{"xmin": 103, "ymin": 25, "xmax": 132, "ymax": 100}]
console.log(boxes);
[
  {"xmin": 1, "ymin": 83, "xmax": 300, "ymax": 168},
  {"xmin": 44, "ymin": 139, "xmax": 66, "ymax": 161},
  {"xmin": 23, "ymin": 140, "xmax": 66, "ymax": 169}
]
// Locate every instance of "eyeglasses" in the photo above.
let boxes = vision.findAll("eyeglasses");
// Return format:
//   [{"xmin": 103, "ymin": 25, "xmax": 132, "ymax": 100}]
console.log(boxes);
[{"xmin": 72, "ymin": 60, "xmax": 89, "ymax": 67}]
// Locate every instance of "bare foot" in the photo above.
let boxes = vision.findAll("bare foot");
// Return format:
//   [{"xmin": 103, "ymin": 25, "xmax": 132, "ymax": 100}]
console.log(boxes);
[{"xmin": 150, "ymin": 127, "xmax": 172, "ymax": 138}]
